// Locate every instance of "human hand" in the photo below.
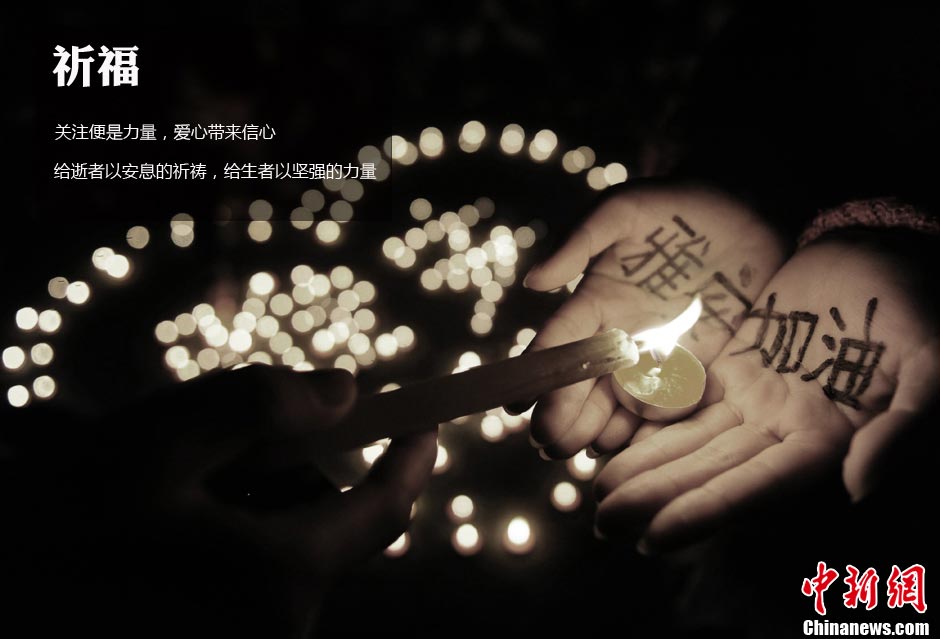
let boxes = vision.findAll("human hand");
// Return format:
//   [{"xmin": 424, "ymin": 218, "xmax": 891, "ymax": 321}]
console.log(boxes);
[
  {"xmin": 95, "ymin": 366, "xmax": 436, "ymax": 637},
  {"xmin": 521, "ymin": 181, "xmax": 786, "ymax": 458},
  {"xmin": 595, "ymin": 233, "xmax": 939, "ymax": 553}
]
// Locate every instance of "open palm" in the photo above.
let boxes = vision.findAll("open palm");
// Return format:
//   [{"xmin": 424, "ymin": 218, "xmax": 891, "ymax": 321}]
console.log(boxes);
[
  {"xmin": 523, "ymin": 181, "xmax": 786, "ymax": 458},
  {"xmin": 595, "ymin": 235, "xmax": 939, "ymax": 552}
]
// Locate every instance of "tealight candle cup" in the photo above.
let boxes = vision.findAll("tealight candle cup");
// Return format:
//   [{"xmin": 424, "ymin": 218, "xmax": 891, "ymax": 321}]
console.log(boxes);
[{"xmin": 610, "ymin": 344, "xmax": 706, "ymax": 421}]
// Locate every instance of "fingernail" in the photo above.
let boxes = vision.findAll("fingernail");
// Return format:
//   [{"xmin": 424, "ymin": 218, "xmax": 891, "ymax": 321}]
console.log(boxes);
[
  {"xmin": 538, "ymin": 448, "xmax": 552, "ymax": 461},
  {"xmin": 585, "ymin": 445, "xmax": 601, "ymax": 459},
  {"xmin": 593, "ymin": 524, "xmax": 607, "ymax": 541},
  {"xmin": 310, "ymin": 370, "xmax": 353, "ymax": 406},
  {"xmin": 522, "ymin": 265, "xmax": 540, "ymax": 289},
  {"xmin": 636, "ymin": 538, "xmax": 652, "ymax": 556}
]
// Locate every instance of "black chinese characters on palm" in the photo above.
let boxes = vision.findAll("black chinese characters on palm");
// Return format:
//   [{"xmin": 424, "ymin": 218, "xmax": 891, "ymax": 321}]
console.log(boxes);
[
  {"xmin": 733, "ymin": 296, "xmax": 885, "ymax": 409},
  {"xmin": 617, "ymin": 215, "xmax": 885, "ymax": 410},
  {"xmin": 618, "ymin": 215, "xmax": 753, "ymax": 338}
]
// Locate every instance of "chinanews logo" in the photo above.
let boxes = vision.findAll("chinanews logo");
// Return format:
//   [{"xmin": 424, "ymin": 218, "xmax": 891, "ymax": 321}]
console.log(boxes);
[{"xmin": 800, "ymin": 562, "xmax": 929, "ymax": 637}]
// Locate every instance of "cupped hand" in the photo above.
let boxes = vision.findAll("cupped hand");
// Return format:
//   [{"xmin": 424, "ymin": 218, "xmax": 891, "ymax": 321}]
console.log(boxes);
[
  {"xmin": 108, "ymin": 366, "xmax": 437, "ymax": 636},
  {"xmin": 521, "ymin": 181, "xmax": 786, "ymax": 459},
  {"xmin": 594, "ymin": 234, "xmax": 939, "ymax": 553}
]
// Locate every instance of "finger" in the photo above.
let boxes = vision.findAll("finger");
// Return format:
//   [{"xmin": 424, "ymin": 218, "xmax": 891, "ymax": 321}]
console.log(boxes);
[
  {"xmin": 140, "ymin": 366, "xmax": 357, "ymax": 441},
  {"xmin": 527, "ymin": 295, "xmax": 604, "ymax": 446},
  {"xmin": 153, "ymin": 368, "xmax": 359, "ymax": 496},
  {"xmin": 314, "ymin": 429, "xmax": 438, "ymax": 571},
  {"xmin": 506, "ymin": 292, "xmax": 601, "ymax": 417},
  {"xmin": 605, "ymin": 363, "xmax": 729, "ymax": 452},
  {"xmin": 641, "ymin": 430, "xmax": 844, "ymax": 553},
  {"xmin": 595, "ymin": 423, "xmax": 778, "ymax": 537},
  {"xmin": 194, "ymin": 368, "xmax": 358, "ymax": 471},
  {"xmin": 594, "ymin": 401, "xmax": 741, "ymax": 500},
  {"xmin": 630, "ymin": 421, "xmax": 665, "ymax": 444},
  {"xmin": 529, "ymin": 291, "xmax": 604, "ymax": 353},
  {"xmin": 277, "ymin": 368, "xmax": 359, "ymax": 435},
  {"xmin": 843, "ymin": 408, "xmax": 917, "ymax": 503},
  {"xmin": 589, "ymin": 408, "xmax": 645, "ymax": 456},
  {"xmin": 543, "ymin": 378, "xmax": 618, "ymax": 459},
  {"xmin": 531, "ymin": 380, "xmax": 595, "ymax": 449},
  {"xmin": 197, "ymin": 430, "xmax": 438, "ymax": 576},
  {"xmin": 524, "ymin": 198, "xmax": 638, "ymax": 291},
  {"xmin": 844, "ymin": 343, "xmax": 940, "ymax": 501}
]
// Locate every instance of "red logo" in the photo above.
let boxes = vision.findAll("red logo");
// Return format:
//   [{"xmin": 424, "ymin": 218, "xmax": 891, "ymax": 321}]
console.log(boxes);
[{"xmin": 802, "ymin": 562, "xmax": 926, "ymax": 615}]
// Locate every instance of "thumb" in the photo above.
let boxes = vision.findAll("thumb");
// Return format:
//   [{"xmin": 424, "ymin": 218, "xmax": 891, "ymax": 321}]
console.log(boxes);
[
  {"xmin": 843, "ymin": 342, "xmax": 939, "ymax": 502},
  {"xmin": 524, "ymin": 197, "xmax": 638, "ymax": 291},
  {"xmin": 843, "ymin": 408, "xmax": 918, "ymax": 502},
  {"xmin": 280, "ymin": 368, "xmax": 358, "ymax": 435}
]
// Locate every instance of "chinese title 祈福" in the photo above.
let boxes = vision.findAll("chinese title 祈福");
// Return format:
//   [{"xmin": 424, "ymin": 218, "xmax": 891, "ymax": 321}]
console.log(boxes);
[{"xmin": 53, "ymin": 45, "xmax": 139, "ymax": 87}]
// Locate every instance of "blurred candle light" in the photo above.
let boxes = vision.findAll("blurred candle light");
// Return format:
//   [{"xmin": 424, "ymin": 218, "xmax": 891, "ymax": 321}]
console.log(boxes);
[
  {"xmin": 586, "ymin": 166, "xmax": 607, "ymax": 190},
  {"xmin": 375, "ymin": 333, "xmax": 398, "ymax": 359},
  {"xmin": 419, "ymin": 126, "xmax": 444, "ymax": 158},
  {"xmin": 65, "ymin": 281, "xmax": 90, "ymax": 305},
  {"xmin": 32, "ymin": 375, "xmax": 56, "ymax": 399},
  {"xmin": 392, "ymin": 326, "xmax": 415, "ymax": 351},
  {"xmin": 480, "ymin": 414, "xmax": 506, "ymax": 442},
  {"xmin": 434, "ymin": 444, "xmax": 450, "ymax": 474},
  {"xmin": 567, "ymin": 450, "xmax": 597, "ymax": 481},
  {"xmin": 165, "ymin": 345, "xmax": 190, "ymax": 370},
  {"xmin": 155, "ymin": 320, "xmax": 178, "ymax": 344},
  {"xmin": 106, "ymin": 254, "xmax": 131, "ymax": 279},
  {"xmin": 329, "ymin": 201, "xmax": 354, "ymax": 222},
  {"xmin": 461, "ymin": 120, "xmax": 486, "ymax": 145},
  {"xmin": 30, "ymin": 343, "xmax": 54, "ymax": 366},
  {"xmin": 503, "ymin": 516, "xmax": 535, "ymax": 554},
  {"xmin": 315, "ymin": 221, "xmax": 341, "ymax": 244},
  {"xmin": 2, "ymin": 346, "xmax": 26, "ymax": 370},
  {"xmin": 448, "ymin": 495, "xmax": 475, "ymax": 522},
  {"xmin": 384, "ymin": 532, "xmax": 410, "ymax": 558},
  {"xmin": 551, "ymin": 481, "xmax": 581, "ymax": 512},
  {"xmin": 228, "ymin": 329, "xmax": 252, "ymax": 353},
  {"xmin": 410, "ymin": 198, "xmax": 432, "ymax": 221},
  {"xmin": 453, "ymin": 523, "xmax": 483, "ymax": 556},
  {"xmin": 249, "ymin": 272, "xmax": 276, "ymax": 296},
  {"xmin": 362, "ymin": 441, "xmax": 387, "ymax": 465},
  {"xmin": 92, "ymin": 247, "xmax": 114, "ymax": 270},
  {"xmin": 175, "ymin": 313, "xmax": 197, "ymax": 335},
  {"xmin": 126, "ymin": 226, "xmax": 150, "ymax": 249},
  {"xmin": 499, "ymin": 124, "xmax": 525, "ymax": 155},
  {"xmin": 528, "ymin": 129, "xmax": 558, "ymax": 162},
  {"xmin": 247, "ymin": 221, "xmax": 272, "ymax": 243},
  {"xmin": 334, "ymin": 354, "xmax": 357, "ymax": 374},
  {"xmin": 603, "ymin": 162, "xmax": 628, "ymax": 185},
  {"xmin": 47, "ymin": 277, "xmax": 69, "ymax": 299},
  {"xmin": 7, "ymin": 385, "xmax": 30, "ymax": 408},
  {"xmin": 290, "ymin": 207, "xmax": 314, "ymax": 230},
  {"xmin": 37, "ymin": 310, "xmax": 62, "ymax": 333}
]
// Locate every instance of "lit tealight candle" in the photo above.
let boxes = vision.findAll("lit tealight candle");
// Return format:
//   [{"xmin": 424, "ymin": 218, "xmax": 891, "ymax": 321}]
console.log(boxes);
[{"xmin": 611, "ymin": 297, "xmax": 706, "ymax": 421}]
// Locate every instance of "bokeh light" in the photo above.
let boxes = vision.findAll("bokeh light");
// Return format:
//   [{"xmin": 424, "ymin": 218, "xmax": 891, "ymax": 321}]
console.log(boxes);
[
  {"xmin": 6, "ymin": 119, "xmax": 634, "ymax": 560},
  {"xmin": 503, "ymin": 516, "xmax": 535, "ymax": 554}
]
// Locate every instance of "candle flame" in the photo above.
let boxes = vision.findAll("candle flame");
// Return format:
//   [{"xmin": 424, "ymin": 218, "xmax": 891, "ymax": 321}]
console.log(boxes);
[{"xmin": 633, "ymin": 296, "xmax": 703, "ymax": 362}]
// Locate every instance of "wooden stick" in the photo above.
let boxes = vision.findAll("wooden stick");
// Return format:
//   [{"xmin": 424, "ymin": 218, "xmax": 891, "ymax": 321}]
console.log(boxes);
[{"xmin": 323, "ymin": 328, "xmax": 639, "ymax": 450}]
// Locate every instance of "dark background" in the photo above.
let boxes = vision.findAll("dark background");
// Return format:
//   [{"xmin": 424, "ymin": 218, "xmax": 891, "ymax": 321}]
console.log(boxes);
[{"xmin": 2, "ymin": 2, "xmax": 937, "ymax": 636}]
